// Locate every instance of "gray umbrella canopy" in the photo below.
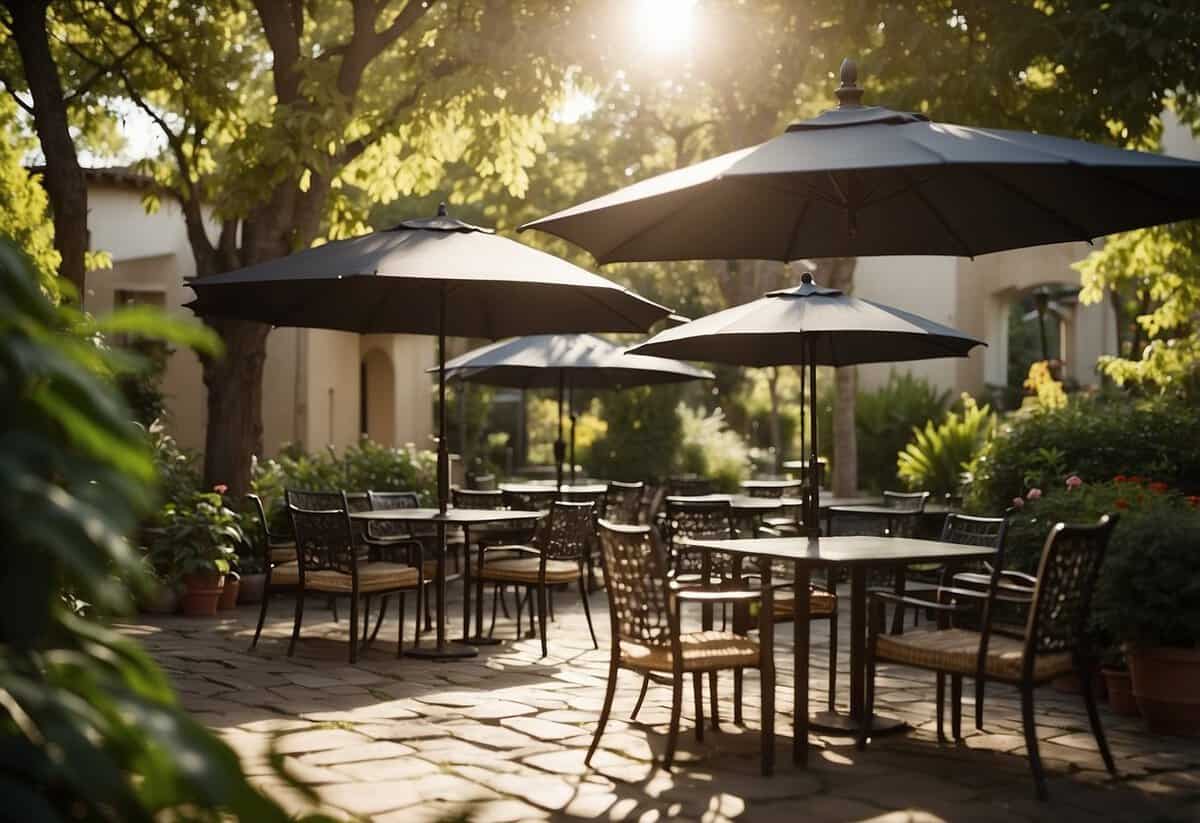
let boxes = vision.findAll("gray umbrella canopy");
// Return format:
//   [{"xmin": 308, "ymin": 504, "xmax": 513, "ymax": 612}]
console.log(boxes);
[
  {"xmin": 629, "ymin": 272, "xmax": 984, "ymax": 532},
  {"xmin": 521, "ymin": 60, "xmax": 1200, "ymax": 263},
  {"xmin": 187, "ymin": 207, "xmax": 671, "ymax": 515},
  {"xmin": 441, "ymin": 333, "xmax": 714, "ymax": 389},
  {"xmin": 186, "ymin": 210, "xmax": 668, "ymax": 337},
  {"xmin": 440, "ymin": 333, "xmax": 712, "ymax": 485}
]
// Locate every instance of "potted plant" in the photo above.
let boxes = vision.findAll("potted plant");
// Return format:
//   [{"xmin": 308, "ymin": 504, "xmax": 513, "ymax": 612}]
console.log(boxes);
[
  {"xmin": 151, "ymin": 489, "xmax": 243, "ymax": 618},
  {"xmin": 1101, "ymin": 653, "xmax": 1139, "ymax": 717},
  {"xmin": 218, "ymin": 569, "xmax": 241, "ymax": 610},
  {"xmin": 1093, "ymin": 482, "xmax": 1200, "ymax": 735},
  {"xmin": 237, "ymin": 551, "xmax": 266, "ymax": 605}
]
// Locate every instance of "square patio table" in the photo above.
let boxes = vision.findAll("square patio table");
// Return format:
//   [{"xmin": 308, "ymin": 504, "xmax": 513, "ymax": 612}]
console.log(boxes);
[
  {"xmin": 351, "ymin": 508, "xmax": 544, "ymax": 659},
  {"xmin": 678, "ymin": 535, "xmax": 996, "ymax": 765}
]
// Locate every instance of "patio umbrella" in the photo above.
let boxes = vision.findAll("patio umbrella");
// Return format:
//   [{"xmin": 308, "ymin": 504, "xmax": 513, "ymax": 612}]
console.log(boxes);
[
  {"xmin": 186, "ymin": 206, "xmax": 670, "ymax": 513},
  {"xmin": 628, "ymin": 271, "xmax": 985, "ymax": 532},
  {"xmin": 438, "ymin": 333, "xmax": 713, "ymax": 485},
  {"xmin": 520, "ymin": 59, "xmax": 1200, "ymax": 262}
]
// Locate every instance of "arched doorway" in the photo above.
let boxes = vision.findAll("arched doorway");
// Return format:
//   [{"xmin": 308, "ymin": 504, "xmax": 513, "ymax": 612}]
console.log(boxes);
[{"xmin": 360, "ymin": 348, "xmax": 396, "ymax": 446}]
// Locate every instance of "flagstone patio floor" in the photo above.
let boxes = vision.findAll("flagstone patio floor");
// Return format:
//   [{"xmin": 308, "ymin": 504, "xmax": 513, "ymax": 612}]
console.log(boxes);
[{"xmin": 119, "ymin": 585, "xmax": 1200, "ymax": 822}]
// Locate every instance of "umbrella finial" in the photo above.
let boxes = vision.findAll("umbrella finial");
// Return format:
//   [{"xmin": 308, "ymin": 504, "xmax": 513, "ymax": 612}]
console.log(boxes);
[
  {"xmin": 836, "ymin": 58, "xmax": 865, "ymax": 108},
  {"xmin": 800, "ymin": 271, "xmax": 814, "ymax": 284},
  {"xmin": 437, "ymin": 202, "xmax": 448, "ymax": 217}
]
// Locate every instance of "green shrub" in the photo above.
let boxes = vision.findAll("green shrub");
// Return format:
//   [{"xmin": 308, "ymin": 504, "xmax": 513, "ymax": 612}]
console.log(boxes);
[
  {"xmin": 897, "ymin": 395, "xmax": 995, "ymax": 496},
  {"xmin": 856, "ymin": 372, "xmax": 950, "ymax": 492},
  {"xmin": 586, "ymin": 385, "xmax": 683, "ymax": 482},
  {"xmin": 1003, "ymin": 477, "xmax": 1200, "ymax": 654},
  {"xmin": 677, "ymin": 403, "xmax": 750, "ymax": 492},
  {"xmin": 967, "ymin": 393, "xmax": 1200, "ymax": 514},
  {"xmin": 149, "ymin": 490, "xmax": 244, "ymax": 580}
]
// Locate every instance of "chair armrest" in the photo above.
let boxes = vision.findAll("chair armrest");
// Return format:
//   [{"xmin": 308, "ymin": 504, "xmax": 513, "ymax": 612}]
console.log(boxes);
[
  {"xmin": 755, "ymin": 525, "xmax": 783, "ymax": 538},
  {"xmin": 868, "ymin": 590, "xmax": 971, "ymax": 613},
  {"xmin": 480, "ymin": 544, "xmax": 540, "ymax": 558},
  {"xmin": 937, "ymin": 584, "xmax": 1033, "ymax": 604},
  {"xmin": 676, "ymin": 588, "xmax": 764, "ymax": 603},
  {"xmin": 999, "ymin": 570, "xmax": 1038, "ymax": 587}
]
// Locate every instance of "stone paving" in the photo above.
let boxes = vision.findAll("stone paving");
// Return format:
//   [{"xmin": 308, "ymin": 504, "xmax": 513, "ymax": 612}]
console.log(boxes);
[{"xmin": 119, "ymin": 585, "xmax": 1200, "ymax": 822}]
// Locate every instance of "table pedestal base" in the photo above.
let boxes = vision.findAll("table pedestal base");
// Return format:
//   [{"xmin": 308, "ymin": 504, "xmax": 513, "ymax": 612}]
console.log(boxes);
[
  {"xmin": 406, "ymin": 644, "xmax": 478, "ymax": 660},
  {"xmin": 457, "ymin": 636, "xmax": 502, "ymax": 646},
  {"xmin": 809, "ymin": 710, "xmax": 907, "ymax": 736}
]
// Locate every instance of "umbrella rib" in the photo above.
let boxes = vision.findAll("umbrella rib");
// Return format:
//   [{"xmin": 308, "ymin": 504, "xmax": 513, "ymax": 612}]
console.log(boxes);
[
  {"xmin": 971, "ymin": 166, "xmax": 1095, "ymax": 244},
  {"xmin": 782, "ymin": 195, "xmax": 814, "ymax": 262},
  {"xmin": 594, "ymin": 183, "xmax": 718, "ymax": 264},
  {"xmin": 898, "ymin": 168, "xmax": 977, "ymax": 258}
]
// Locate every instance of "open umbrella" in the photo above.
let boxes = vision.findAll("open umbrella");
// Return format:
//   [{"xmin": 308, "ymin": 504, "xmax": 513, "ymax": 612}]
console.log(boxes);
[
  {"xmin": 439, "ymin": 333, "xmax": 713, "ymax": 485},
  {"xmin": 186, "ymin": 206, "xmax": 670, "ymax": 513},
  {"xmin": 521, "ymin": 59, "xmax": 1200, "ymax": 262},
  {"xmin": 628, "ymin": 271, "xmax": 985, "ymax": 532}
]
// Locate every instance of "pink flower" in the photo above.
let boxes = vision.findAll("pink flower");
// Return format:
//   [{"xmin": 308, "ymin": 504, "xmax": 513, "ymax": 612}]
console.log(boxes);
[
  {"xmin": 1065, "ymin": 475, "xmax": 1082, "ymax": 490},
  {"xmin": 1026, "ymin": 488, "xmax": 1043, "ymax": 501},
  {"xmin": 213, "ymin": 484, "xmax": 229, "ymax": 495},
  {"xmin": 1011, "ymin": 497, "xmax": 1025, "ymax": 509}
]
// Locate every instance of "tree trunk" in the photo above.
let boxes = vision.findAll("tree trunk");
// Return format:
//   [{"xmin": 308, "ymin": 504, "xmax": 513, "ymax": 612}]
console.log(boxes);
[
  {"xmin": 201, "ymin": 317, "xmax": 271, "ymax": 498},
  {"xmin": 5, "ymin": 0, "xmax": 88, "ymax": 300},
  {"xmin": 766, "ymin": 367, "xmax": 783, "ymax": 474},
  {"xmin": 813, "ymin": 257, "xmax": 859, "ymax": 497}
]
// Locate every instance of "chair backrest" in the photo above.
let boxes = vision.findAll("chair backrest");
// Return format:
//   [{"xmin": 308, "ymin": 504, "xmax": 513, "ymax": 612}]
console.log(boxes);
[
  {"xmin": 452, "ymin": 488, "xmax": 504, "ymax": 510},
  {"xmin": 541, "ymin": 500, "xmax": 596, "ymax": 562},
  {"xmin": 286, "ymin": 489, "xmax": 345, "ymax": 511},
  {"xmin": 744, "ymin": 479, "xmax": 803, "ymax": 499},
  {"xmin": 286, "ymin": 489, "xmax": 356, "ymax": 575},
  {"xmin": 667, "ymin": 475, "xmax": 714, "ymax": 496},
  {"xmin": 365, "ymin": 490, "xmax": 420, "ymax": 541},
  {"xmin": 597, "ymin": 521, "xmax": 677, "ymax": 651},
  {"xmin": 883, "ymin": 490, "xmax": 930, "ymax": 512},
  {"xmin": 664, "ymin": 497, "xmax": 736, "ymax": 576},
  {"xmin": 246, "ymin": 492, "xmax": 273, "ymax": 546},
  {"xmin": 604, "ymin": 480, "xmax": 645, "ymax": 524},
  {"xmin": 470, "ymin": 473, "xmax": 497, "ymax": 491},
  {"xmin": 940, "ymin": 512, "xmax": 1009, "ymax": 549},
  {"xmin": 1022, "ymin": 514, "xmax": 1118, "ymax": 665},
  {"xmin": 502, "ymin": 488, "xmax": 557, "ymax": 512}
]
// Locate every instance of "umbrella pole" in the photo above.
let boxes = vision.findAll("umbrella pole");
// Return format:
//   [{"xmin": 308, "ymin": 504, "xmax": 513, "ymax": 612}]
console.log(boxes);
[
  {"xmin": 555, "ymin": 371, "xmax": 565, "ymax": 490},
  {"xmin": 808, "ymin": 338, "xmax": 820, "ymax": 538},
  {"xmin": 568, "ymin": 383, "xmax": 577, "ymax": 485},
  {"xmin": 437, "ymin": 286, "xmax": 449, "ymax": 514}
]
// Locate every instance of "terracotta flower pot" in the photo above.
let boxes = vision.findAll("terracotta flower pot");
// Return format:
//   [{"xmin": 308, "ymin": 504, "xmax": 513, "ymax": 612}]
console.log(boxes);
[
  {"xmin": 218, "ymin": 574, "xmax": 240, "ymax": 610},
  {"xmin": 142, "ymin": 585, "xmax": 180, "ymax": 615},
  {"xmin": 238, "ymin": 573, "xmax": 266, "ymax": 604},
  {"xmin": 1102, "ymin": 667, "xmax": 1139, "ymax": 716},
  {"xmin": 181, "ymin": 572, "xmax": 225, "ymax": 617},
  {"xmin": 1128, "ymin": 646, "xmax": 1200, "ymax": 736}
]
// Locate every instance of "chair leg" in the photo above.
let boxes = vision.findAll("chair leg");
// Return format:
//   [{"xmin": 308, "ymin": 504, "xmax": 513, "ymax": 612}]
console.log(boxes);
[
  {"xmin": 361, "ymin": 595, "xmax": 372, "ymax": 649},
  {"xmin": 733, "ymin": 669, "xmax": 744, "ymax": 724},
  {"xmin": 348, "ymin": 596, "xmax": 359, "ymax": 665},
  {"xmin": 708, "ymin": 670, "xmax": 720, "ymax": 731},
  {"xmin": 951, "ymin": 674, "xmax": 963, "ymax": 740},
  {"xmin": 663, "ymin": 674, "xmax": 683, "ymax": 771},
  {"xmin": 631, "ymin": 675, "xmax": 650, "ymax": 721},
  {"xmin": 1021, "ymin": 684, "xmax": 1049, "ymax": 801},
  {"xmin": 858, "ymin": 645, "xmax": 877, "ymax": 751},
  {"xmin": 489, "ymin": 583, "xmax": 501, "ymax": 637},
  {"xmin": 287, "ymin": 589, "xmax": 305, "ymax": 658},
  {"xmin": 692, "ymin": 671, "xmax": 705, "ymax": 742},
  {"xmin": 397, "ymin": 593, "xmax": 405, "ymax": 658},
  {"xmin": 423, "ymin": 587, "xmax": 433, "ymax": 632},
  {"xmin": 936, "ymin": 674, "xmax": 947, "ymax": 743},
  {"xmin": 975, "ymin": 678, "xmax": 987, "ymax": 730},
  {"xmin": 536, "ymin": 583, "xmax": 549, "ymax": 658},
  {"xmin": 329, "ymin": 595, "xmax": 338, "ymax": 623},
  {"xmin": 1080, "ymin": 668, "xmax": 1117, "ymax": 776},
  {"xmin": 587, "ymin": 652, "xmax": 620, "ymax": 766},
  {"xmin": 578, "ymin": 576, "xmax": 598, "ymax": 649},
  {"xmin": 827, "ymin": 611, "xmax": 838, "ymax": 713},
  {"xmin": 549, "ymin": 588, "xmax": 555, "ymax": 622},
  {"xmin": 370, "ymin": 594, "xmax": 390, "ymax": 644},
  {"xmin": 250, "ymin": 586, "xmax": 272, "ymax": 650}
]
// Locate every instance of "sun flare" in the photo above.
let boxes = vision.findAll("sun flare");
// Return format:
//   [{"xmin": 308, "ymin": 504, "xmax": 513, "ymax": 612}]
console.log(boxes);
[{"xmin": 632, "ymin": 0, "xmax": 698, "ymax": 56}]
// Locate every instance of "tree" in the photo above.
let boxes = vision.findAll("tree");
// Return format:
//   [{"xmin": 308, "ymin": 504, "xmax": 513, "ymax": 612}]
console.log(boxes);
[{"xmin": 0, "ymin": 93, "xmax": 60, "ymax": 296}]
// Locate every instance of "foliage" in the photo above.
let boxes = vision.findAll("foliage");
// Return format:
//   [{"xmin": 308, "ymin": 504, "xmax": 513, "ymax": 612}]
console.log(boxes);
[
  {"xmin": 855, "ymin": 372, "xmax": 950, "ymax": 493},
  {"xmin": 148, "ymin": 490, "xmax": 242, "ymax": 579},
  {"xmin": 968, "ymin": 393, "xmax": 1200, "ymax": 514},
  {"xmin": 898, "ymin": 395, "xmax": 995, "ymax": 496},
  {"xmin": 147, "ymin": 419, "xmax": 202, "ymax": 514},
  {"xmin": 0, "ymin": 95, "xmax": 60, "ymax": 298},
  {"xmin": 1003, "ymin": 477, "xmax": 1200, "ymax": 651},
  {"xmin": 1022, "ymin": 360, "xmax": 1068, "ymax": 410},
  {"xmin": 0, "ymin": 237, "xmax": 315, "ymax": 821},
  {"xmin": 524, "ymin": 394, "xmax": 607, "ymax": 469},
  {"xmin": 677, "ymin": 404, "xmax": 751, "ymax": 493},
  {"xmin": 1075, "ymin": 220, "xmax": 1200, "ymax": 396},
  {"xmin": 587, "ymin": 385, "xmax": 683, "ymax": 482}
]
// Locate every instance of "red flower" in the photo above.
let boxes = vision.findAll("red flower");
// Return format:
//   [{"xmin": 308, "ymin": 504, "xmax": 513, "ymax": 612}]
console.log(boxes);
[
  {"xmin": 1148, "ymin": 481, "xmax": 1169, "ymax": 494},
  {"xmin": 1114, "ymin": 498, "xmax": 1130, "ymax": 510},
  {"xmin": 1128, "ymin": 476, "xmax": 1145, "ymax": 484},
  {"xmin": 1113, "ymin": 474, "xmax": 1128, "ymax": 483},
  {"xmin": 1187, "ymin": 496, "xmax": 1200, "ymax": 509},
  {"xmin": 213, "ymin": 484, "xmax": 229, "ymax": 495}
]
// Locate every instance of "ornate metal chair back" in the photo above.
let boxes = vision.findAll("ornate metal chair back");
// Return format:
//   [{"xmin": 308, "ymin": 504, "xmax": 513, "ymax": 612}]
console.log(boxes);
[
  {"xmin": 364, "ymin": 490, "xmax": 421, "ymax": 541},
  {"xmin": 667, "ymin": 476, "xmax": 714, "ymax": 496},
  {"xmin": 597, "ymin": 521, "xmax": 676, "ymax": 652},
  {"xmin": 664, "ymin": 497, "xmax": 737, "ymax": 577},
  {"xmin": 470, "ymin": 473, "xmax": 497, "ymax": 491},
  {"xmin": 603, "ymin": 480, "xmax": 644, "ymax": 524},
  {"xmin": 286, "ymin": 489, "xmax": 356, "ymax": 576},
  {"xmin": 502, "ymin": 488, "xmax": 557, "ymax": 512},
  {"xmin": 452, "ymin": 488, "xmax": 504, "ymax": 509},
  {"xmin": 540, "ymin": 500, "xmax": 596, "ymax": 563},
  {"xmin": 1022, "ymin": 515, "xmax": 1118, "ymax": 666},
  {"xmin": 883, "ymin": 490, "xmax": 931, "ymax": 512}
]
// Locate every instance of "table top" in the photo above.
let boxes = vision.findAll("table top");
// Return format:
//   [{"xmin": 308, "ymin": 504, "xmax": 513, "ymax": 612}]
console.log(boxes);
[
  {"xmin": 499, "ymin": 483, "xmax": 608, "ymax": 495},
  {"xmin": 678, "ymin": 535, "xmax": 996, "ymax": 567},
  {"xmin": 768, "ymin": 495, "xmax": 879, "ymax": 509},
  {"xmin": 827, "ymin": 503, "xmax": 956, "ymax": 517},
  {"xmin": 667, "ymin": 494, "xmax": 784, "ymax": 513},
  {"xmin": 740, "ymin": 479, "xmax": 805, "ymax": 490},
  {"xmin": 350, "ymin": 507, "xmax": 545, "ymax": 524}
]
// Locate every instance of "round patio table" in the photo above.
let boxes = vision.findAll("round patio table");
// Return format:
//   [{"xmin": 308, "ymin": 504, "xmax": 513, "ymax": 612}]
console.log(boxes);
[
  {"xmin": 679, "ymin": 534, "xmax": 997, "ymax": 768},
  {"xmin": 350, "ymin": 507, "xmax": 543, "ymax": 658},
  {"xmin": 498, "ymin": 483, "xmax": 608, "ymax": 496},
  {"xmin": 740, "ymin": 479, "xmax": 805, "ymax": 496}
]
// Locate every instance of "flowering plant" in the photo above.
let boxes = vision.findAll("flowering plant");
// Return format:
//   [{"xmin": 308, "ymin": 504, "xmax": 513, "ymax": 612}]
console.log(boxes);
[{"xmin": 149, "ymin": 490, "xmax": 243, "ymax": 578}]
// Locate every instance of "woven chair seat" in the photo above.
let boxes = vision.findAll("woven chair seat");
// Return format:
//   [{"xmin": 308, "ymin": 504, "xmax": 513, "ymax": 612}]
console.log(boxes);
[
  {"xmin": 621, "ymin": 630, "xmax": 760, "ymax": 673},
  {"xmin": 772, "ymin": 587, "xmax": 837, "ymax": 619},
  {"xmin": 269, "ymin": 543, "xmax": 297, "ymax": 563},
  {"xmin": 480, "ymin": 557, "xmax": 580, "ymax": 584},
  {"xmin": 875, "ymin": 627, "xmax": 1073, "ymax": 682},
  {"xmin": 272, "ymin": 561, "xmax": 419, "ymax": 593}
]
